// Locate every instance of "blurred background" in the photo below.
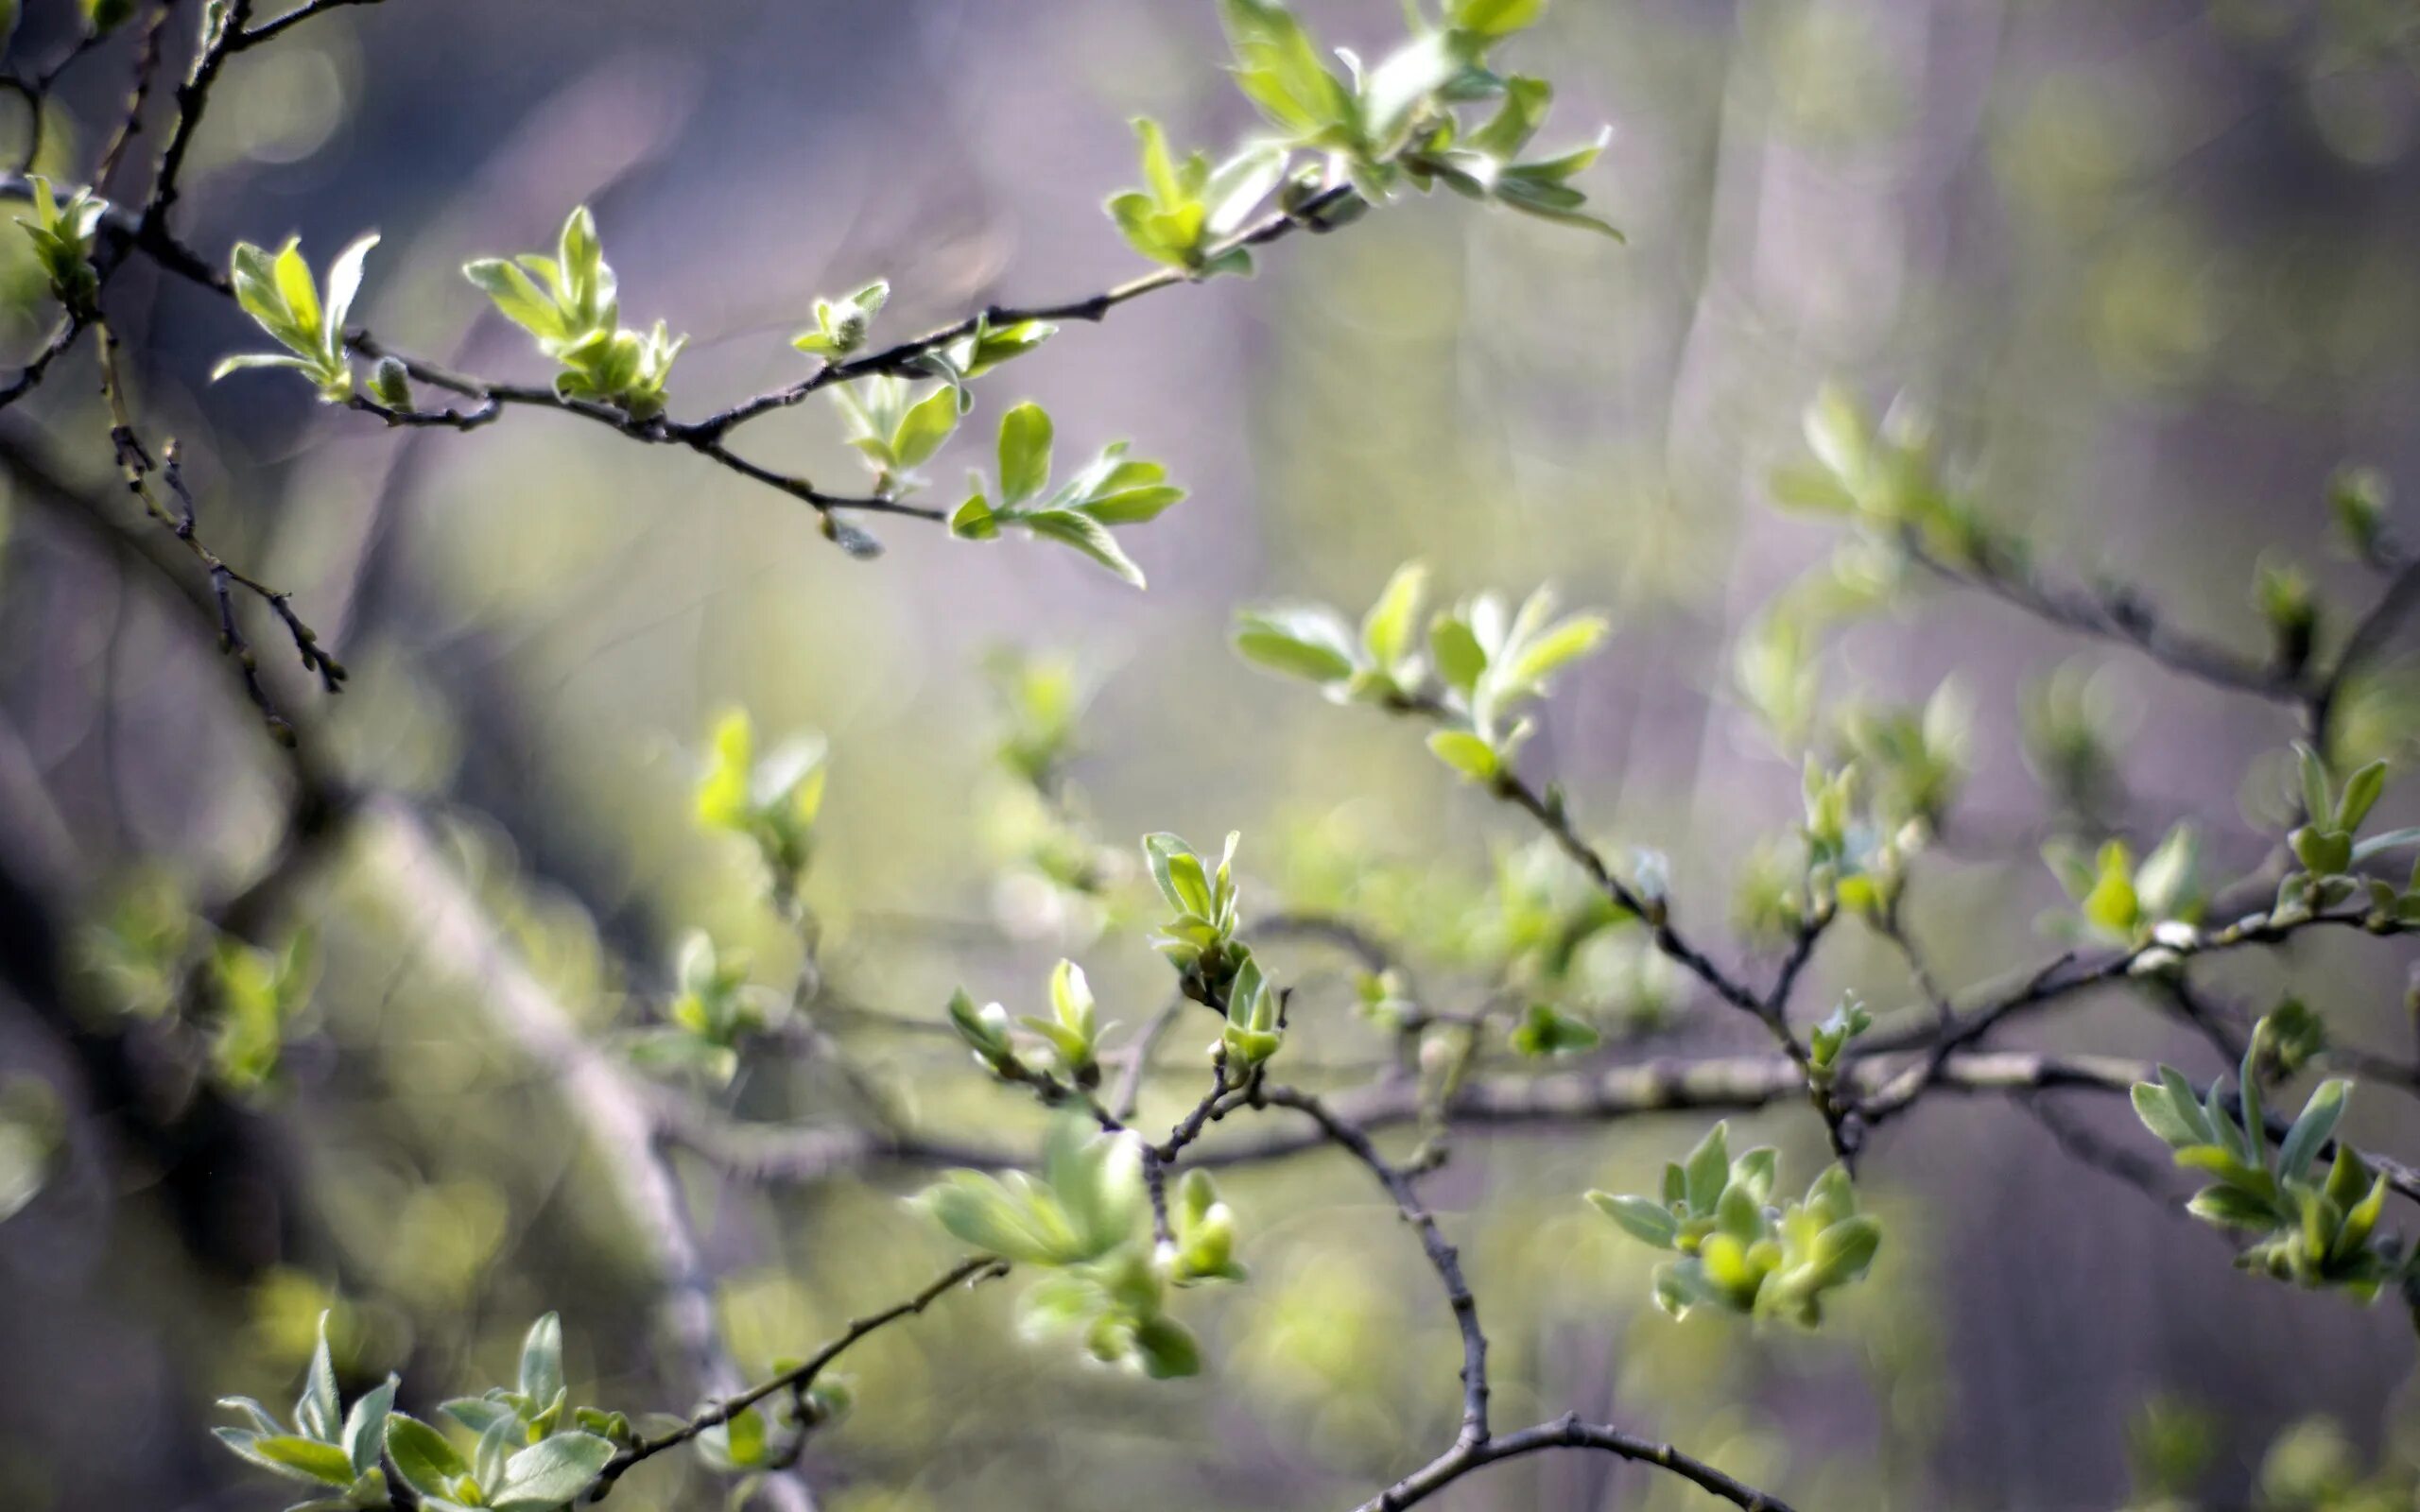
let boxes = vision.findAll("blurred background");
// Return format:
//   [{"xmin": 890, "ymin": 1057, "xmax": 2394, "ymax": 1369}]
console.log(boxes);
[{"xmin": 3, "ymin": 0, "xmax": 2420, "ymax": 1508}]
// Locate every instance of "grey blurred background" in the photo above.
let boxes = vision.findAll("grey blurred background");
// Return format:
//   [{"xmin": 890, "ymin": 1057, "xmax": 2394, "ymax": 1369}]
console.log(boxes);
[{"xmin": 3, "ymin": 1, "xmax": 2420, "ymax": 1509}]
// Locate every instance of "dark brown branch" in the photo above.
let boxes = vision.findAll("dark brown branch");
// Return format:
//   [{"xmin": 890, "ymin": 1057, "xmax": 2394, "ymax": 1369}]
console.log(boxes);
[
  {"xmin": 589, "ymin": 1254, "xmax": 1008, "ymax": 1500},
  {"xmin": 672, "ymin": 184, "xmax": 1361, "ymax": 444},
  {"xmin": 92, "ymin": 0, "xmax": 172, "ymax": 193},
  {"xmin": 140, "ymin": 0, "xmax": 251, "ymax": 237},
  {"xmin": 95, "ymin": 319, "xmax": 345, "ymax": 739},
  {"xmin": 0, "ymin": 311, "xmax": 89, "ymax": 409},
  {"xmin": 1253, "ymin": 1083, "xmax": 1492, "ymax": 1450},
  {"xmin": 233, "ymin": 0, "xmax": 386, "ymax": 49},
  {"xmin": 1356, "ymin": 1411, "xmax": 1800, "ymax": 1512}
]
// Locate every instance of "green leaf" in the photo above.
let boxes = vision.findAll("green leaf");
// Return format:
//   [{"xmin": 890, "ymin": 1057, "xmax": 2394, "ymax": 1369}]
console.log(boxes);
[
  {"xmin": 1502, "ymin": 611, "xmax": 1610, "ymax": 692},
  {"xmin": 1804, "ymin": 383, "xmax": 1869, "ymax": 487},
  {"xmin": 1360, "ymin": 561, "xmax": 1426, "ymax": 670},
  {"xmin": 2158, "ymin": 1067, "xmax": 2216, "ymax": 1146},
  {"xmin": 1429, "ymin": 613, "xmax": 1488, "ymax": 693},
  {"xmin": 1021, "ymin": 508, "xmax": 1146, "ymax": 588},
  {"xmin": 1508, "ymin": 1001, "xmax": 1599, "ymax": 1057},
  {"xmin": 1130, "ymin": 1314, "xmax": 1202, "ymax": 1379},
  {"xmin": 253, "ymin": 1436, "xmax": 359, "ymax": 1486},
  {"xmin": 2276, "ymin": 1080, "xmax": 2349, "ymax": 1182},
  {"xmin": 518, "ymin": 1313, "xmax": 565, "ymax": 1412},
  {"xmin": 1804, "ymin": 1215, "xmax": 1881, "ymax": 1287},
  {"xmin": 1235, "ymin": 609, "xmax": 1357, "ymax": 683},
  {"xmin": 2336, "ymin": 759, "xmax": 2388, "ymax": 832},
  {"xmin": 464, "ymin": 259, "xmax": 569, "ymax": 343},
  {"xmin": 2185, "ymin": 1184, "xmax": 2279, "ymax": 1230},
  {"xmin": 1683, "ymin": 1123, "xmax": 1731, "ymax": 1212},
  {"xmin": 1426, "ymin": 729, "xmax": 1498, "ymax": 782},
  {"xmin": 951, "ymin": 491, "xmax": 999, "ymax": 541},
  {"xmin": 1452, "ymin": 0, "xmax": 1546, "ymax": 39},
  {"xmin": 298, "ymin": 1313, "xmax": 341, "ymax": 1442},
  {"xmin": 2131, "ymin": 1081, "xmax": 2201, "ymax": 1149},
  {"xmin": 384, "ymin": 1414, "xmax": 470, "ymax": 1501},
  {"xmin": 322, "ymin": 232, "xmax": 379, "ymax": 346},
  {"xmin": 492, "ymin": 1432, "xmax": 615, "ymax": 1512},
  {"xmin": 997, "ymin": 402, "xmax": 1053, "ymax": 506},
  {"xmin": 271, "ymin": 240, "xmax": 322, "ymax": 346},
  {"xmin": 342, "ymin": 1378, "xmax": 397, "ymax": 1479},
  {"xmin": 1587, "ymin": 1190, "xmax": 1679, "ymax": 1249},
  {"xmin": 2296, "ymin": 742, "xmax": 2334, "ymax": 826},
  {"xmin": 890, "ymin": 385, "xmax": 960, "ymax": 471}
]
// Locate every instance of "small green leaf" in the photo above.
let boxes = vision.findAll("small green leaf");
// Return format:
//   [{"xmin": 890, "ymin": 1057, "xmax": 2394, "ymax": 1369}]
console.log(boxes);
[
  {"xmin": 1588, "ymin": 1190, "xmax": 1680, "ymax": 1249},
  {"xmin": 1426, "ymin": 729, "xmax": 1498, "ymax": 782},
  {"xmin": 890, "ymin": 385, "xmax": 960, "ymax": 471},
  {"xmin": 998, "ymin": 402, "xmax": 1053, "ymax": 506},
  {"xmin": 2276, "ymin": 1080, "xmax": 2349, "ymax": 1182},
  {"xmin": 1022, "ymin": 508, "xmax": 1146, "ymax": 588}
]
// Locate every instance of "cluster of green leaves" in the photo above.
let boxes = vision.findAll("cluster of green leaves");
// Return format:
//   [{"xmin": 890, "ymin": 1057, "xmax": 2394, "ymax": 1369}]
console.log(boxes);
[
  {"xmin": 2044, "ymin": 824, "xmax": 2203, "ymax": 952},
  {"xmin": 72, "ymin": 871, "xmax": 320, "ymax": 1096},
  {"xmin": 466, "ymin": 207, "xmax": 683, "ymax": 420},
  {"xmin": 1588, "ymin": 1122, "xmax": 1881, "ymax": 1326},
  {"xmin": 691, "ymin": 1375, "xmax": 851, "ymax": 1495},
  {"xmin": 2278, "ymin": 743, "xmax": 2420, "ymax": 925},
  {"xmin": 217, "ymin": 1312, "xmax": 637, "ymax": 1511},
  {"xmin": 1422, "ymin": 583, "xmax": 1610, "ymax": 782},
  {"xmin": 209, "ymin": 931, "xmax": 320, "ymax": 1095},
  {"xmin": 2254, "ymin": 1415, "xmax": 2418, "ymax": 1512},
  {"xmin": 73, "ymin": 868, "xmax": 195, "ymax": 1022},
  {"xmin": 2021, "ymin": 659, "xmax": 2134, "ymax": 820},
  {"xmin": 216, "ymin": 233, "xmax": 381, "ymax": 403},
  {"xmin": 386, "ymin": 1337, "xmax": 618, "ymax": 1509},
  {"xmin": 80, "ymin": 0, "xmax": 133, "ymax": 35},
  {"xmin": 1115, "ymin": 0, "xmax": 1619, "ymax": 276},
  {"xmin": 1771, "ymin": 384, "xmax": 1997, "ymax": 567},
  {"xmin": 948, "ymin": 402, "xmax": 1186, "ymax": 588},
  {"xmin": 976, "ymin": 650, "xmax": 1132, "ymax": 942},
  {"xmin": 12, "ymin": 175, "xmax": 105, "ymax": 315},
  {"xmin": 986, "ymin": 646, "xmax": 1086, "ymax": 789},
  {"xmin": 832, "ymin": 373, "xmax": 962, "ymax": 496},
  {"xmin": 1832, "ymin": 680, "xmax": 1972, "ymax": 835},
  {"xmin": 1108, "ymin": 119, "xmax": 1288, "ymax": 274},
  {"xmin": 1234, "ymin": 560, "xmax": 1431, "ymax": 705},
  {"xmin": 626, "ymin": 933, "xmax": 783, "ymax": 1085},
  {"xmin": 919, "ymin": 1120, "xmax": 1240, "ymax": 1378},
  {"xmin": 1141, "ymin": 831, "xmax": 1246, "ymax": 993},
  {"xmin": 2131, "ymin": 1022, "xmax": 2399, "ymax": 1300},
  {"xmin": 822, "ymin": 316, "xmax": 1057, "ymax": 551},
  {"xmin": 790, "ymin": 279, "xmax": 890, "ymax": 360},
  {"xmin": 1789, "ymin": 753, "xmax": 1921, "ymax": 924},
  {"xmin": 1235, "ymin": 565, "xmax": 1608, "ymax": 784},
  {"xmin": 946, "ymin": 958, "xmax": 1111, "ymax": 1088},
  {"xmin": 1466, "ymin": 836, "xmax": 1665, "ymax": 1011},
  {"xmin": 1730, "ymin": 540, "xmax": 1901, "ymax": 747},
  {"xmin": 214, "ymin": 1314, "xmax": 396, "ymax": 1512},
  {"xmin": 1806, "ymin": 995, "xmax": 1871, "ymax": 1082},
  {"xmin": 693, "ymin": 708, "xmax": 829, "ymax": 891},
  {"xmin": 1219, "ymin": 951, "xmax": 1287, "ymax": 1067}
]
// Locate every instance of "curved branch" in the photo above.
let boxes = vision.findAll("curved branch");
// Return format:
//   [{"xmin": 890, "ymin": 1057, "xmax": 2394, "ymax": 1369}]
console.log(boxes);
[{"xmin": 1357, "ymin": 1411, "xmax": 1800, "ymax": 1512}]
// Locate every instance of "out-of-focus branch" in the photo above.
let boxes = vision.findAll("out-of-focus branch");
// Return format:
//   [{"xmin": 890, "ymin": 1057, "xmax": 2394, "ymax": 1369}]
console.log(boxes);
[
  {"xmin": 1902, "ymin": 534, "xmax": 2303, "ymax": 705},
  {"xmin": 362, "ymin": 799, "xmax": 817, "ymax": 1512}
]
